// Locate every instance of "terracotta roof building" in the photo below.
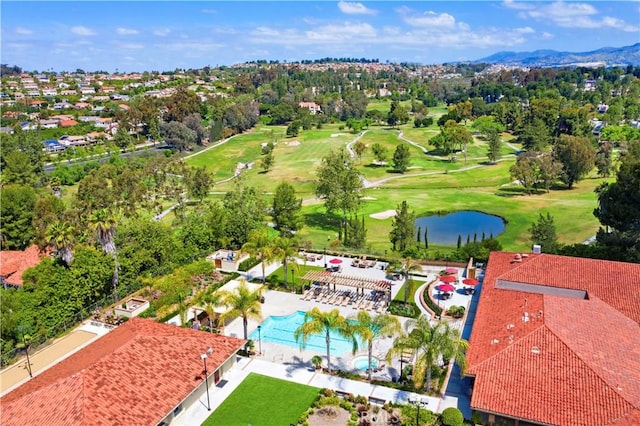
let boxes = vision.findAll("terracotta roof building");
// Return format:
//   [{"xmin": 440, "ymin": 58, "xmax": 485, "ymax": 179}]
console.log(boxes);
[
  {"xmin": 0, "ymin": 245, "xmax": 46, "ymax": 288},
  {"xmin": 0, "ymin": 318, "xmax": 246, "ymax": 425},
  {"xmin": 466, "ymin": 252, "xmax": 640, "ymax": 426}
]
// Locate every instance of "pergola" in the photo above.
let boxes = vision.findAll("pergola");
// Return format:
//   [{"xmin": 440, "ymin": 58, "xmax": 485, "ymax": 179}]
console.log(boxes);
[{"xmin": 301, "ymin": 270, "xmax": 392, "ymax": 304}]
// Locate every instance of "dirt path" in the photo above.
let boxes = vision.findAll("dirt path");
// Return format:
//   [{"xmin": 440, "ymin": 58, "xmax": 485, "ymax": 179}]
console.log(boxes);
[{"xmin": 1, "ymin": 330, "xmax": 97, "ymax": 394}]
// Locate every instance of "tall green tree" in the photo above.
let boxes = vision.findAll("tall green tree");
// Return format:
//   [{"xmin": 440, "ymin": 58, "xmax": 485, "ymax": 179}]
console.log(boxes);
[
  {"xmin": 529, "ymin": 212, "xmax": 560, "ymax": 253},
  {"xmin": 0, "ymin": 185, "xmax": 36, "ymax": 250},
  {"xmin": 398, "ymin": 257, "xmax": 422, "ymax": 305},
  {"xmin": 242, "ymin": 228, "xmax": 273, "ymax": 284},
  {"xmin": 195, "ymin": 288, "xmax": 224, "ymax": 333},
  {"xmin": 223, "ymin": 185, "xmax": 267, "ymax": 249},
  {"xmin": 270, "ymin": 237, "xmax": 300, "ymax": 288},
  {"xmin": 486, "ymin": 129, "xmax": 502, "ymax": 164},
  {"xmin": 392, "ymin": 144, "xmax": 411, "ymax": 173},
  {"xmin": 389, "ymin": 201, "xmax": 415, "ymax": 252},
  {"xmin": 219, "ymin": 278, "xmax": 263, "ymax": 340},
  {"xmin": 294, "ymin": 308, "xmax": 357, "ymax": 373},
  {"xmin": 554, "ymin": 134, "xmax": 596, "ymax": 189},
  {"xmin": 371, "ymin": 143, "xmax": 388, "ymax": 164},
  {"xmin": 185, "ymin": 166, "xmax": 213, "ymax": 202},
  {"xmin": 89, "ymin": 209, "xmax": 120, "ymax": 302},
  {"xmin": 272, "ymin": 182, "xmax": 302, "ymax": 237},
  {"xmin": 315, "ymin": 149, "xmax": 363, "ymax": 244},
  {"xmin": 350, "ymin": 311, "xmax": 401, "ymax": 381},
  {"xmin": 387, "ymin": 317, "xmax": 468, "ymax": 391},
  {"xmin": 46, "ymin": 221, "xmax": 75, "ymax": 266}
]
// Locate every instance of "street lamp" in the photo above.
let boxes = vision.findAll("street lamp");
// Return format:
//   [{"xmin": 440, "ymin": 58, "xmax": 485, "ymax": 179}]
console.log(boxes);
[
  {"xmin": 257, "ymin": 325, "xmax": 262, "ymax": 355},
  {"xmin": 408, "ymin": 396, "xmax": 428, "ymax": 426},
  {"xmin": 291, "ymin": 268, "xmax": 295, "ymax": 288},
  {"xmin": 323, "ymin": 246, "xmax": 327, "ymax": 268},
  {"xmin": 200, "ymin": 347, "xmax": 213, "ymax": 411}
]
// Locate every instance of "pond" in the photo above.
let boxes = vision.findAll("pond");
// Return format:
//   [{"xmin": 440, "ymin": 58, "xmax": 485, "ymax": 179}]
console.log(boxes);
[{"xmin": 414, "ymin": 211, "xmax": 505, "ymax": 245}]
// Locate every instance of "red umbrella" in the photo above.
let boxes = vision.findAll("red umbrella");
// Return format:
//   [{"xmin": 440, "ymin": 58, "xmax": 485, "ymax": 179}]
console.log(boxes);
[
  {"xmin": 329, "ymin": 258, "xmax": 343, "ymax": 265},
  {"xmin": 440, "ymin": 275, "xmax": 457, "ymax": 283},
  {"xmin": 462, "ymin": 278, "xmax": 479, "ymax": 286},
  {"xmin": 438, "ymin": 283, "xmax": 456, "ymax": 293},
  {"xmin": 445, "ymin": 267, "xmax": 458, "ymax": 274}
]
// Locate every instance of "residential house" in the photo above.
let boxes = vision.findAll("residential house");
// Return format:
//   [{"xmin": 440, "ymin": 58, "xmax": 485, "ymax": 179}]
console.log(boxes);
[
  {"xmin": 41, "ymin": 88, "xmax": 58, "ymax": 97},
  {"xmin": 59, "ymin": 119, "xmax": 78, "ymax": 127},
  {"xmin": 597, "ymin": 103, "xmax": 609, "ymax": 114},
  {"xmin": 466, "ymin": 251, "xmax": 640, "ymax": 426},
  {"xmin": 59, "ymin": 135, "xmax": 90, "ymax": 147},
  {"xmin": 43, "ymin": 139, "xmax": 66, "ymax": 152},
  {"xmin": 26, "ymin": 90, "xmax": 41, "ymax": 97},
  {"xmin": 53, "ymin": 101, "xmax": 73, "ymax": 110},
  {"xmin": 0, "ymin": 318, "xmax": 245, "ymax": 425},
  {"xmin": 0, "ymin": 245, "xmax": 47, "ymax": 289},
  {"xmin": 39, "ymin": 119, "xmax": 60, "ymax": 129},
  {"xmin": 80, "ymin": 87, "xmax": 96, "ymax": 95},
  {"xmin": 19, "ymin": 121, "xmax": 37, "ymax": 131},
  {"xmin": 60, "ymin": 90, "xmax": 78, "ymax": 96},
  {"xmin": 298, "ymin": 101, "xmax": 322, "ymax": 115},
  {"xmin": 74, "ymin": 101, "xmax": 91, "ymax": 110}
]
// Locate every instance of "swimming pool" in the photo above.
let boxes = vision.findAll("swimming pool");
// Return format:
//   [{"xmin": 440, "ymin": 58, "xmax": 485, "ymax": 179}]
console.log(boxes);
[
  {"xmin": 353, "ymin": 355, "xmax": 379, "ymax": 371},
  {"xmin": 249, "ymin": 311, "xmax": 354, "ymax": 355}
]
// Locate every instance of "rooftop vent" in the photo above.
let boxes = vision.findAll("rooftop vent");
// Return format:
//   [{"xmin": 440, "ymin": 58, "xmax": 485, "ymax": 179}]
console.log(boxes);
[
  {"xmin": 506, "ymin": 324, "xmax": 514, "ymax": 330},
  {"xmin": 491, "ymin": 339, "xmax": 499, "ymax": 345},
  {"xmin": 522, "ymin": 312, "xmax": 530, "ymax": 323},
  {"xmin": 531, "ymin": 346, "xmax": 541, "ymax": 355},
  {"xmin": 512, "ymin": 253, "xmax": 523, "ymax": 263}
]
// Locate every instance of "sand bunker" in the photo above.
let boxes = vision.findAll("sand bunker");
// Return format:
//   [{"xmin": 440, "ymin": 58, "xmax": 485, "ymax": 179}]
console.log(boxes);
[
  {"xmin": 370, "ymin": 209, "xmax": 396, "ymax": 220},
  {"xmin": 330, "ymin": 133, "xmax": 346, "ymax": 138},
  {"xmin": 361, "ymin": 196, "xmax": 377, "ymax": 200},
  {"xmin": 286, "ymin": 140, "xmax": 300, "ymax": 146}
]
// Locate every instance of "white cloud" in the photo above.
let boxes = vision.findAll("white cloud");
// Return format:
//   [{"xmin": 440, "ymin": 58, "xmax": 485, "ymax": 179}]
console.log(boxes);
[
  {"xmin": 502, "ymin": 0, "xmax": 534, "ymax": 11},
  {"xmin": 518, "ymin": 1, "xmax": 639, "ymax": 32},
  {"xmin": 306, "ymin": 22, "xmax": 376, "ymax": 41},
  {"xmin": 117, "ymin": 42, "xmax": 145, "ymax": 50},
  {"xmin": 15, "ymin": 27, "xmax": 33, "ymax": 35},
  {"xmin": 337, "ymin": 1, "xmax": 377, "ymax": 16},
  {"xmin": 515, "ymin": 26, "xmax": 535, "ymax": 34},
  {"xmin": 70, "ymin": 26, "xmax": 96, "ymax": 36},
  {"xmin": 201, "ymin": 8, "xmax": 217, "ymax": 14},
  {"xmin": 541, "ymin": 32, "xmax": 554, "ymax": 40},
  {"xmin": 153, "ymin": 28, "xmax": 171, "ymax": 37},
  {"xmin": 116, "ymin": 27, "xmax": 139, "ymax": 36},
  {"xmin": 403, "ymin": 11, "xmax": 458, "ymax": 29}
]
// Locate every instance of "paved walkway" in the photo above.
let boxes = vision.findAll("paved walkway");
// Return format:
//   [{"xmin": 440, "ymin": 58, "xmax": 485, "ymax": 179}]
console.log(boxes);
[{"xmin": 175, "ymin": 355, "xmax": 446, "ymax": 426}]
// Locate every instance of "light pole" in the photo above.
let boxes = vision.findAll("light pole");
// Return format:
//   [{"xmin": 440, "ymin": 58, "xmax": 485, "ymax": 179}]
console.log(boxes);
[
  {"xmin": 257, "ymin": 325, "xmax": 262, "ymax": 355},
  {"xmin": 323, "ymin": 246, "xmax": 327, "ymax": 268},
  {"xmin": 408, "ymin": 396, "xmax": 428, "ymax": 426},
  {"xmin": 200, "ymin": 347, "xmax": 213, "ymax": 411},
  {"xmin": 291, "ymin": 268, "xmax": 295, "ymax": 288}
]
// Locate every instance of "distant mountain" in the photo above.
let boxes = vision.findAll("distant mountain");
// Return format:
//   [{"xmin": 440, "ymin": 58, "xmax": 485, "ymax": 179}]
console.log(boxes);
[{"xmin": 474, "ymin": 43, "xmax": 640, "ymax": 67}]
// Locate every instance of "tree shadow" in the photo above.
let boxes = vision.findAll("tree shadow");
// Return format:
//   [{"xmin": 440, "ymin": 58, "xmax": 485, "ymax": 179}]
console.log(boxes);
[{"xmin": 304, "ymin": 212, "xmax": 340, "ymax": 231}]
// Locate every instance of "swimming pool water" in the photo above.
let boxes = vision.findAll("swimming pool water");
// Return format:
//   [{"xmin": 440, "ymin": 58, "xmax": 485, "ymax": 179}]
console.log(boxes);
[
  {"xmin": 249, "ymin": 311, "xmax": 354, "ymax": 355},
  {"xmin": 353, "ymin": 355, "xmax": 379, "ymax": 371}
]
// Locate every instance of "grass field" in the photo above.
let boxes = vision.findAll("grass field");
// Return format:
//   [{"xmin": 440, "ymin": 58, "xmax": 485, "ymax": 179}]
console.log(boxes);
[
  {"xmin": 202, "ymin": 373, "xmax": 320, "ymax": 426},
  {"xmin": 178, "ymin": 111, "xmax": 606, "ymax": 254}
]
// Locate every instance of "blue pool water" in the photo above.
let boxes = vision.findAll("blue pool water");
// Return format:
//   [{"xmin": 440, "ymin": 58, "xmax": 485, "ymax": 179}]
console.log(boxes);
[
  {"xmin": 414, "ymin": 211, "xmax": 505, "ymax": 245},
  {"xmin": 249, "ymin": 311, "xmax": 354, "ymax": 355},
  {"xmin": 353, "ymin": 355, "xmax": 379, "ymax": 371}
]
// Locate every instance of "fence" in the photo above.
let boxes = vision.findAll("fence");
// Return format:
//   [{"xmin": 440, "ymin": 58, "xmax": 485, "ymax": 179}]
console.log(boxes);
[{"xmin": 1, "ymin": 286, "xmax": 135, "ymax": 368}]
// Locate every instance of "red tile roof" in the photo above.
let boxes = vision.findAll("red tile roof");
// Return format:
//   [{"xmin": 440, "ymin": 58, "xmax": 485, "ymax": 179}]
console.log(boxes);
[
  {"xmin": 1, "ymin": 318, "xmax": 246, "ymax": 425},
  {"xmin": 467, "ymin": 252, "xmax": 640, "ymax": 426},
  {"xmin": 0, "ymin": 245, "xmax": 45, "ymax": 287},
  {"xmin": 59, "ymin": 119, "xmax": 78, "ymax": 127}
]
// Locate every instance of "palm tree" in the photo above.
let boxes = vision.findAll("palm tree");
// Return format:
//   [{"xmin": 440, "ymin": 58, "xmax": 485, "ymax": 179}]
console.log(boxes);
[
  {"xmin": 294, "ymin": 307, "xmax": 357, "ymax": 373},
  {"xmin": 388, "ymin": 316, "xmax": 468, "ymax": 392},
  {"xmin": 219, "ymin": 278, "xmax": 263, "ymax": 340},
  {"xmin": 242, "ymin": 228, "xmax": 273, "ymax": 284},
  {"xmin": 390, "ymin": 256, "xmax": 423, "ymax": 305},
  {"xmin": 350, "ymin": 311, "xmax": 401, "ymax": 381},
  {"xmin": 270, "ymin": 236, "xmax": 300, "ymax": 288},
  {"xmin": 46, "ymin": 220, "xmax": 75, "ymax": 266},
  {"xmin": 89, "ymin": 208, "xmax": 119, "ymax": 302},
  {"xmin": 195, "ymin": 287, "xmax": 224, "ymax": 333}
]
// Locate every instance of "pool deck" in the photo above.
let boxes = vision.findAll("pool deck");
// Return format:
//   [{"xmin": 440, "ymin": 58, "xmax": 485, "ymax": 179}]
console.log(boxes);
[{"xmin": 183, "ymin": 254, "xmax": 477, "ymax": 424}]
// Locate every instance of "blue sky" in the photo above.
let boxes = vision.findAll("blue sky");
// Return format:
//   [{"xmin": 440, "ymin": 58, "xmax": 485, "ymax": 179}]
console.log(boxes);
[{"xmin": 2, "ymin": 1, "xmax": 639, "ymax": 73}]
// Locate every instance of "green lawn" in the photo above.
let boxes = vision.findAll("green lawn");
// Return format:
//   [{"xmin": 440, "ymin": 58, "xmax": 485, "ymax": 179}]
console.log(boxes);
[
  {"xmin": 267, "ymin": 264, "xmax": 325, "ymax": 290},
  {"xmin": 202, "ymin": 373, "xmax": 320, "ymax": 426}
]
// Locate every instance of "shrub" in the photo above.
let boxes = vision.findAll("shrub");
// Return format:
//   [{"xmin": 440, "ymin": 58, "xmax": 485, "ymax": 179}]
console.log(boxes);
[
  {"xmin": 447, "ymin": 305, "xmax": 465, "ymax": 318},
  {"xmin": 441, "ymin": 407, "xmax": 464, "ymax": 426},
  {"xmin": 388, "ymin": 301, "xmax": 420, "ymax": 318},
  {"xmin": 238, "ymin": 256, "xmax": 260, "ymax": 272}
]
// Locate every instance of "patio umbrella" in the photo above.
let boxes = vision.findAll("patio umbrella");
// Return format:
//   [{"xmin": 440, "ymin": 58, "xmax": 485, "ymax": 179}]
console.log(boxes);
[
  {"xmin": 445, "ymin": 267, "xmax": 458, "ymax": 274},
  {"xmin": 462, "ymin": 278, "xmax": 479, "ymax": 286},
  {"xmin": 329, "ymin": 258, "xmax": 343, "ymax": 265},
  {"xmin": 438, "ymin": 283, "xmax": 456, "ymax": 293},
  {"xmin": 439, "ymin": 275, "xmax": 457, "ymax": 283}
]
